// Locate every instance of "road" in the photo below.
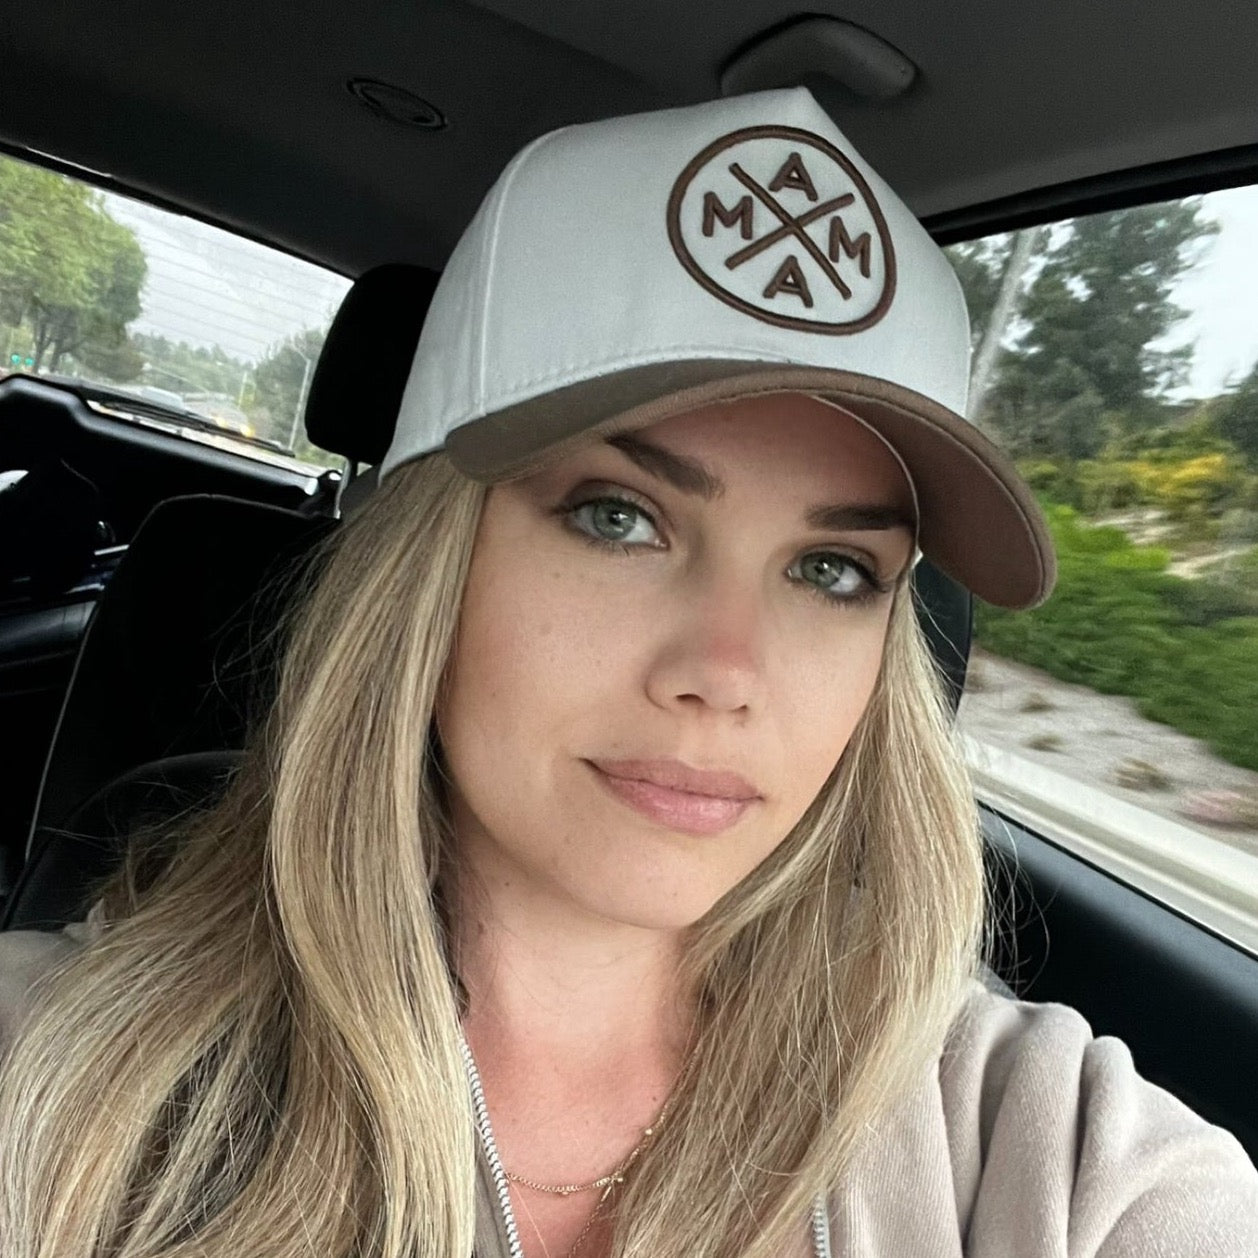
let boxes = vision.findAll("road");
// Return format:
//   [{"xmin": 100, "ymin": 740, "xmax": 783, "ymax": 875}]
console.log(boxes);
[{"xmin": 958, "ymin": 651, "xmax": 1258, "ymax": 956}]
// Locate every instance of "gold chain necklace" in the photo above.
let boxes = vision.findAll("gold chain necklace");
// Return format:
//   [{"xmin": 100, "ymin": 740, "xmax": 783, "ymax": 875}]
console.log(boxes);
[
  {"xmin": 504, "ymin": 1092, "xmax": 676, "ymax": 1258},
  {"xmin": 505, "ymin": 1091, "xmax": 674, "ymax": 1196}
]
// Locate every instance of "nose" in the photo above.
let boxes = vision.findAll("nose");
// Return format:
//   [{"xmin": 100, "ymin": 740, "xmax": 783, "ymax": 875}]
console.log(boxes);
[{"xmin": 643, "ymin": 560, "xmax": 768, "ymax": 717}]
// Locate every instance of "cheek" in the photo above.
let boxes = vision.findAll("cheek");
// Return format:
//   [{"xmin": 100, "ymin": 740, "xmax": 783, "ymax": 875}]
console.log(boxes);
[
  {"xmin": 769, "ymin": 612, "xmax": 890, "ymax": 807},
  {"xmin": 447, "ymin": 556, "xmax": 620, "ymax": 716},
  {"xmin": 437, "ymin": 531, "xmax": 634, "ymax": 798}
]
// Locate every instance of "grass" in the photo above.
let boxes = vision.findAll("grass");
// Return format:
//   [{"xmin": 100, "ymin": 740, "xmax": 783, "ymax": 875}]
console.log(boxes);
[{"xmin": 975, "ymin": 503, "xmax": 1258, "ymax": 771}]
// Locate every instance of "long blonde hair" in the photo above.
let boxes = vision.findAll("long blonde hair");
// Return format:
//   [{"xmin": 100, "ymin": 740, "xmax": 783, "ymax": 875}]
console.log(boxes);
[{"xmin": 0, "ymin": 450, "xmax": 988, "ymax": 1258}]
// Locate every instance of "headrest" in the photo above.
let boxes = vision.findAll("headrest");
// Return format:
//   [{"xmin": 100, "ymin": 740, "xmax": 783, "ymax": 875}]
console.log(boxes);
[
  {"xmin": 5, "ymin": 750, "xmax": 245, "ymax": 931},
  {"xmin": 304, "ymin": 264, "xmax": 439, "ymax": 466},
  {"xmin": 32, "ymin": 494, "xmax": 335, "ymax": 840}
]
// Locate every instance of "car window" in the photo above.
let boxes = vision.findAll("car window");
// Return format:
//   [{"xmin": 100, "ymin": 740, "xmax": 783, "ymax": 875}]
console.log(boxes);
[
  {"xmin": 0, "ymin": 151, "xmax": 351, "ymax": 469},
  {"xmin": 945, "ymin": 187, "xmax": 1258, "ymax": 957}
]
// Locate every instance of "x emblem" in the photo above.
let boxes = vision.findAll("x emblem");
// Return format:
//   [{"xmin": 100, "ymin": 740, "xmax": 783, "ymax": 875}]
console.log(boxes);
[
  {"xmin": 725, "ymin": 165, "xmax": 856, "ymax": 298},
  {"xmin": 666, "ymin": 125, "xmax": 896, "ymax": 335}
]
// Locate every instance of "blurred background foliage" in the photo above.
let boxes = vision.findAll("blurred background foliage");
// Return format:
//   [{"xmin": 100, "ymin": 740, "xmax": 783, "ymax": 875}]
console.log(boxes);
[
  {"xmin": 946, "ymin": 199, "xmax": 1258, "ymax": 773},
  {"xmin": 0, "ymin": 153, "xmax": 334, "ymax": 461},
  {"xmin": 975, "ymin": 504, "xmax": 1258, "ymax": 770}
]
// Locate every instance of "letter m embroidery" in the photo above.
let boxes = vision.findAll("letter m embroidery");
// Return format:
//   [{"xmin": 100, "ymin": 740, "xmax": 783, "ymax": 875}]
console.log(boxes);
[
  {"xmin": 829, "ymin": 217, "xmax": 872, "ymax": 278},
  {"xmin": 702, "ymin": 192, "xmax": 753, "ymax": 240}
]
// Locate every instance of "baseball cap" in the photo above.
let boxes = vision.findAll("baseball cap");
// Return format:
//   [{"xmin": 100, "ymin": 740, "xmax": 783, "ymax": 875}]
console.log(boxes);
[{"xmin": 382, "ymin": 87, "xmax": 1056, "ymax": 609}]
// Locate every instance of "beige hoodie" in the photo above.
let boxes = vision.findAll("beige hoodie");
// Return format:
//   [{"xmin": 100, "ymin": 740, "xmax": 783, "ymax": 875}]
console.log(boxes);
[{"xmin": 3, "ymin": 919, "xmax": 1257, "ymax": 1257}]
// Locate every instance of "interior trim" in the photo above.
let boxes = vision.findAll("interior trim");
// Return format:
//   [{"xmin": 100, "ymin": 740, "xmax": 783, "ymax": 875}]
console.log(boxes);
[{"xmin": 926, "ymin": 141, "xmax": 1258, "ymax": 244}]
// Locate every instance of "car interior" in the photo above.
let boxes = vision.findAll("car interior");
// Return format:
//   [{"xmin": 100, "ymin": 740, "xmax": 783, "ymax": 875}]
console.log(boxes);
[{"xmin": 0, "ymin": 0, "xmax": 1254, "ymax": 1170}]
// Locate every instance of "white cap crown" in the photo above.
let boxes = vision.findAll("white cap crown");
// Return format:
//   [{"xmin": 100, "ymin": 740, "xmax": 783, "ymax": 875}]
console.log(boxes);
[
  {"xmin": 387, "ymin": 88, "xmax": 971, "ymax": 472},
  {"xmin": 382, "ymin": 88, "xmax": 1055, "ymax": 610}
]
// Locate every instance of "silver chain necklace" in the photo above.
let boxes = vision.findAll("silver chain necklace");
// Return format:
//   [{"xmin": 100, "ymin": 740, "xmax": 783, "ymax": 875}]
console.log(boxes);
[{"xmin": 458, "ymin": 1036, "xmax": 832, "ymax": 1258}]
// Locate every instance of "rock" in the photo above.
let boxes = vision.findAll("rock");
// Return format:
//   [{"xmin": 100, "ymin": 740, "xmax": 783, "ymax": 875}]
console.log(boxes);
[
  {"xmin": 1177, "ymin": 790, "xmax": 1258, "ymax": 829},
  {"xmin": 1112, "ymin": 758, "xmax": 1172, "ymax": 792},
  {"xmin": 1019, "ymin": 691, "xmax": 1055, "ymax": 714}
]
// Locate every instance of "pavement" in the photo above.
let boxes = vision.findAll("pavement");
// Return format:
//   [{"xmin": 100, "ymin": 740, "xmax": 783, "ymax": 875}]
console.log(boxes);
[
  {"xmin": 956, "ymin": 650, "xmax": 1258, "ymax": 954},
  {"xmin": 957, "ymin": 649, "xmax": 1258, "ymax": 853}
]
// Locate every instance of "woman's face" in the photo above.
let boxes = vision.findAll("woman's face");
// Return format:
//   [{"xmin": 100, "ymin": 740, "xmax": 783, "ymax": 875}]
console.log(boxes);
[{"xmin": 437, "ymin": 393, "xmax": 916, "ymax": 932}]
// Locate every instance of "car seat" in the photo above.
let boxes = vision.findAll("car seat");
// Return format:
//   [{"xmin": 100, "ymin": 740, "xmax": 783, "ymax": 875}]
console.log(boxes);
[
  {"xmin": 305, "ymin": 263, "xmax": 438, "ymax": 514},
  {"xmin": 2, "ymin": 264, "xmax": 439, "ymax": 929}
]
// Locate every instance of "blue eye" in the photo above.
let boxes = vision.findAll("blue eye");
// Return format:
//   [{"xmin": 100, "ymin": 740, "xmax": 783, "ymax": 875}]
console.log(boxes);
[
  {"xmin": 567, "ymin": 497, "xmax": 661, "ymax": 549},
  {"xmin": 789, "ymin": 551, "xmax": 883, "ymax": 605},
  {"xmin": 559, "ymin": 493, "xmax": 891, "ymax": 606}
]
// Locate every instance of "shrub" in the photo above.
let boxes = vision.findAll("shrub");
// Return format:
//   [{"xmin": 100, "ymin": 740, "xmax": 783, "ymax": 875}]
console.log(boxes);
[
  {"xmin": 1156, "ymin": 572, "xmax": 1258, "ymax": 624},
  {"xmin": 1016, "ymin": 458, "xmax": 1082, "ymax": 508},
  {"xmin": 975, "ymin": 503, "xmax": 1258, "ymax": 770},
  {"xmin": 1076, "ymin": 459, "xmax": 1146, "ymax": 512},
  {"xmin": 1112, "ymin": 452, "xmax": 1249, "ymax": 521},
  {"xmin": 1219, "ymin": 509, "xmax": 1258, "ymax": 543},
  {"xmin": 1106, "ymin": 413, "xmax": 1235, "ymax": 461}
]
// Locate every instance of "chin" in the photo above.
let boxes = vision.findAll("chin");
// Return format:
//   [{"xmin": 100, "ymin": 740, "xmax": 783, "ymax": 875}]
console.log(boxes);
[
  {"xmin": 561, "ymin": 862, "xmax": 732, "ymax": 934},
  {"xmin": 588, "ymin": 899, "xmax": 719, "ymax": 934}
]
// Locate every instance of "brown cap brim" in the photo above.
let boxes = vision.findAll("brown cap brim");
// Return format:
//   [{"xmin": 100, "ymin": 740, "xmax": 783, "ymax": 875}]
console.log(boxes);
[{"xmin": 443, "ymin": 361, "xmax": 1056, "ymax": 610}]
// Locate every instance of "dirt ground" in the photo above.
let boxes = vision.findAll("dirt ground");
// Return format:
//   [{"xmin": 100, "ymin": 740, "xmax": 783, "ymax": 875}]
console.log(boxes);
[{"xmin": 956, "ymin": 649, "xmax": 1258, "ymax": 853}]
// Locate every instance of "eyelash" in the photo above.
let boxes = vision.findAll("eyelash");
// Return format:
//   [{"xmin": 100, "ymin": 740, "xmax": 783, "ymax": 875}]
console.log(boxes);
[{"xmin": 554, "ymin": 492, "xmax": 894, "ymax": 609}]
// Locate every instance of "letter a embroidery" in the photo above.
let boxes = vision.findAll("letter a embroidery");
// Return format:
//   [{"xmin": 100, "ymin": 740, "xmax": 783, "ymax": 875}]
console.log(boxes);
[
  {"xmin": 768, "ymin": 152, "xmax": 818, "ymax": 202},
  {"xmin": 763, "ymin": 255, "xmax": 814, "ymax": 307}
]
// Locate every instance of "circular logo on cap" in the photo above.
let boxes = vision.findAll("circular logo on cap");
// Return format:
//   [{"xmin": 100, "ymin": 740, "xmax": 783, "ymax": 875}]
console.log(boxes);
[{"xmin": 666, "ymin": 125, "xmax": 896, "ymax": 335}]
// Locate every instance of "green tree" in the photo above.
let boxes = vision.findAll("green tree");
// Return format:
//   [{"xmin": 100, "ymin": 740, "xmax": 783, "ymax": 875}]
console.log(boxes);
[
  {"xmin": 988, "ymin": 357, "xmax": 1112, "ymax": 460},
  {"xmin": 1214, "ymin": 360, "xmax": 1258, "ymax": 464},
  {"xmin": 79, "ymin": 335, "xmax": 147, "ymax": 383},
  {"xmin": 0, "ymin": 159, "xmax": 92, "ymax": 329},
  {"xmin": 250, "ymin": 326, "xmax": 326, "ymax": 448},
  {"xmin": 134, "ymin": 333, "xmax": 250, "ymax": 397},
  {"xmin": 988, "ymin": 200, "xmax": 1217, "ymax": 456},
  {"xmin": 34, "ymin": 214, "xmax": 146, "ymax": 373},
  {"xmin": 0, "ymin": 155, "xmax": 147, "ymax": 373}
]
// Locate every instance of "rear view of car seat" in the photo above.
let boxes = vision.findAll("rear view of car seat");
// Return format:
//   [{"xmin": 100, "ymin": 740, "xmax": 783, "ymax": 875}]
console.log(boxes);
[
  {"xmin": 306, "ymin": 263, "xmax": 439, "ymax": 514},
  {"xmin": 3, "ymin": 495, "xmax": 332, "ymax": 928},
  {"xmin": 2, "ymin": 264, "xmax": 440, "ymax": 930}
]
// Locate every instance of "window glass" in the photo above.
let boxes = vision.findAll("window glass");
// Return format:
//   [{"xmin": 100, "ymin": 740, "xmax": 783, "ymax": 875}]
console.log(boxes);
[
  {"xmin": 0, "ymin": 152, "xmax": 351, "ymax": 469},
  {"xmin": 945, "ymin": 188, "xmax": 1258, "ymax": 956}
]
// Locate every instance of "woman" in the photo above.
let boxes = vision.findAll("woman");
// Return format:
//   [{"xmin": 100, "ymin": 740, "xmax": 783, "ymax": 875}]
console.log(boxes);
[{"xmin": 2, "ymin": 88, "xmax": 1256, "ymax": 1258}]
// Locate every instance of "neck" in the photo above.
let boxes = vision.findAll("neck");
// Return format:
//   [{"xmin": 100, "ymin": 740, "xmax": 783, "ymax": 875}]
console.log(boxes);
[{"xmin": 447, "ymin": 841, "xmax": 694, "ymax": 1086}]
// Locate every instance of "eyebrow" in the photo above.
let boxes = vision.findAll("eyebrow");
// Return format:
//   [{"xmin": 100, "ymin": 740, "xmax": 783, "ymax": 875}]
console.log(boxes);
[{"xmin": 605, "ymin": 433, "xmax": 915, "ymax": 533}]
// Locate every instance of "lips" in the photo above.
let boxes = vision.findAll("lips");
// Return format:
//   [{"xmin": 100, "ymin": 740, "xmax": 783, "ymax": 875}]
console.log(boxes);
[
  {"xmin": 589, "ymin": 758, "xmax": 760, "ymax": 800},
  {"xmin": 586, "ymin": 758, "xmax": 761, "ymax": 836}
]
